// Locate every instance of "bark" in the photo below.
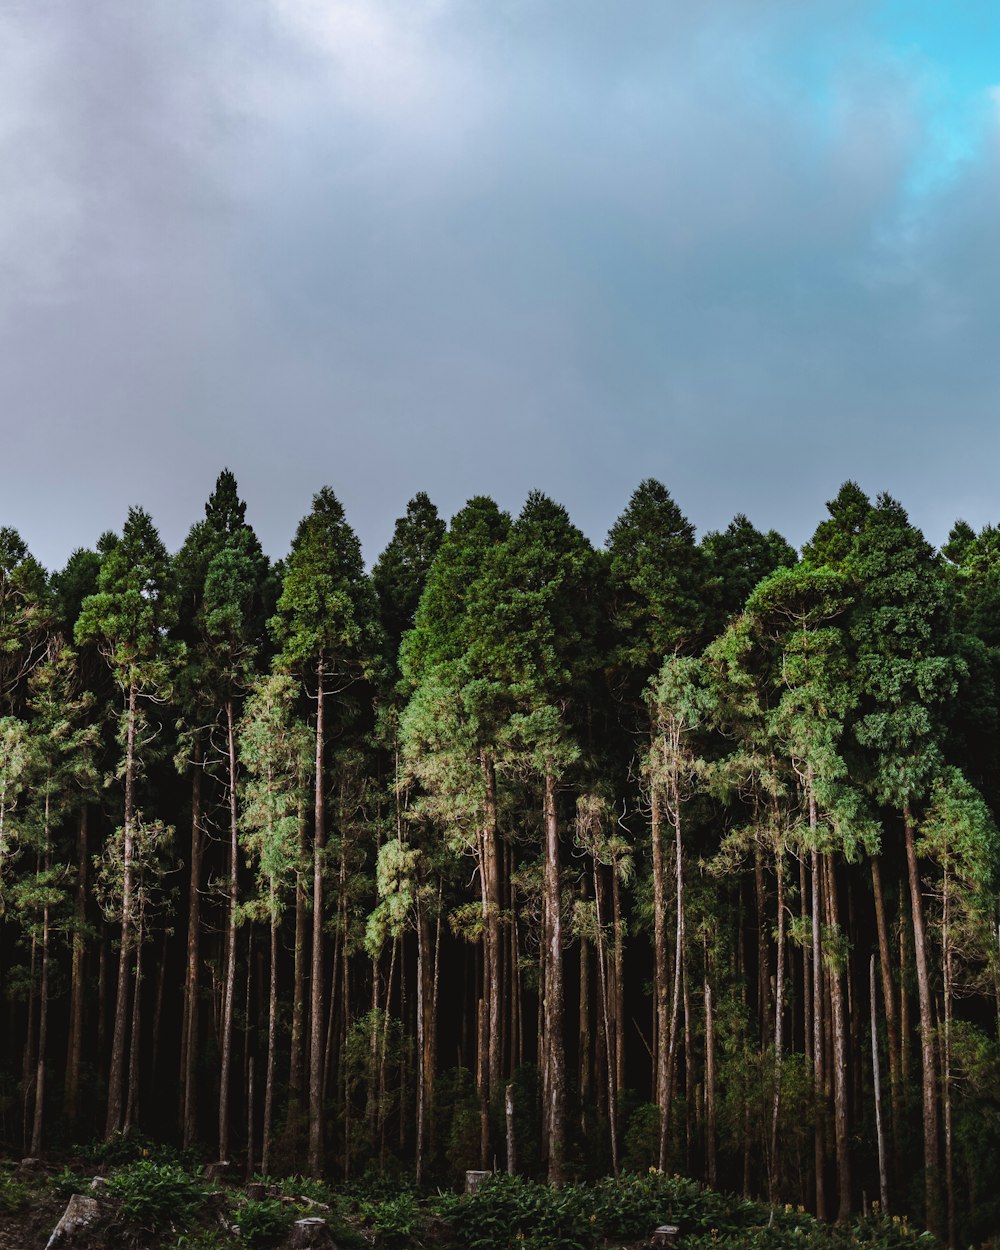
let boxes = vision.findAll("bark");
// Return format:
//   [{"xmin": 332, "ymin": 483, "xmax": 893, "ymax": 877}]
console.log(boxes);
[
  {"xmin": 704, "ymin": 934, "xmax": 717, "ymax": 1189},
  {"xmin": 30, "ymin": 856, "xmax": 50, "ymax": 1156},
  {"xmin": 769, "ymin": 840, "xmax": 786, "ymax": 1204},
  {"xmin": 286, "ymin": 793, "xmax": 308, "ymax": 1141},
  {"xmin": 308, "ymin": 657, "xmax": 326, "ymax": 1177},
  {"xmin": 904, "ymin": 808, "xmax": 941, "ymax": 1235},
  {"xmin": 262, "ymin": 879, "xmax": 278, "ymax": 1176},
  {"xmin": 651, "ymin": 780, "xmax": 669, "ymax": 1124},
  {"xmin": 825, "ymin": 855, "xmax": 851, "ymax": 1221},
  {"xmin": 593, "ymin": 862, "xmax": 619, "ymax": 1174},
  {"xmin": 942, "ymin": 862, "xmax": 955, "ymax": 1249},
  {"xmin": 543, "ymin": 770, "xmax": 565, "ymax": 1185},
  {"xmin": 869, "ymin": 955, "xmax": 889, "ymax": 1214},
  {"xmin": 871, "ymin": 856, "xmax": 901, "ymax": 1144},
  {"xmin": 105, "ymin": 682, "xmax": 138, "ymax": 1139},
  {"xmin": 612, "ymin": 866, "xmax": 625, "ymax": 1096},
  {"xmin": 65, "ymin": 806, "xmax": 88, "ymax": 1125},
  {"xmin": 182, "ymin": 748, "xmax": 202, "ymax": 1148},
  {"xmin": 219, "ymin": 699, "xmax": 240, "ymax": 1161},
  {"xmin": 810, "ymin": 833, "xmax": 826, "ymax": 1219}
]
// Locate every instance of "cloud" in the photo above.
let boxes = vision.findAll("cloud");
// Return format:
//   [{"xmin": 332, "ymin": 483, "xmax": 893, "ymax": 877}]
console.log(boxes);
[{"xmin": 1, "ymin": 1, "xmax": 999, "ymax": 570}]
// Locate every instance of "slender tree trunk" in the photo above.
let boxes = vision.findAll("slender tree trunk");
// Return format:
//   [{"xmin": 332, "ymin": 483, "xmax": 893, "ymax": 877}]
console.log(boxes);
[
  {"xmin": 593, "ymin": 863, "xmax": 619, "ymax": 1174},
  {"xmin": 769, "ymin": 839, "xmax": 786, "ymax": 1204},
  {"xmin": 942, "ymin": 862, "xmax": 955, "ymax": 1249},
  {"xmin": 810, "ymin": 819, "xmax": 826, "ymax": 1218},
  {"xmin": 871, "ymin": 856, "xmax": 901, "ymax": 1146},
  {"xmin": 612, "ymin": 866, "xmax": 625, "ymax": 1096},
  {"xmin": 904, "ymin": 808, "xmax": 941, "ymax": 1235},
  {"xmin": 704, "ymin": 933, "xmax": 717, "ymax": 1189},
  {"xmin": 659, "ymin": 766, "xmax": 684, "ymax": 1172},
  {"xmin": 286, "ymin": 794, "xmax": 308, "ymax": 1144},
  {"xmin": 125, "ymin": 930, "xmax": 142, "ymax": 1131},
  {"xmin": 825, "ymin": 855, "xmax": 851, "ymax": 1220},
  {"xmin": 755, "ymin": 848, "xmax": 771, "ymax": 1048},
  {"xmin": 262, "ymin": 879, "xmax": 278, "ymax": 1177},
  {"xmin": 65, "ymin": 806, "xmax": 88, "ymax": 1125},
  {"xmin": 219, "ymin": 699, "xmax": 240, "ymax": 1161},
  {"xmin": 543, "ymin": 770, "xmax": 565, "ymax": 1185},
  {"xmin": 308, "ymin": 662, "xmax": 327, "ymax": 1176},
  {"xmin": 30, "ymin": 865, "xmax": 50, "ymax": 1157},
  {"xmin": 651, "ymin": 778, "xmax": 669, "ymax": 1128},
  {"xmin": 182, "ymin": 749, "xmax": 202, "ymax": 1148},
  {"xmin": 106, "ymin": 682, "xmax": 138, "ymax": 1139},
  {"xmin": 483, "ymin": 752, "xmax": 502, "ymax": 1106},
  {"xmin": 870, "ymin": 956, "xmax": 889, "ymax": 1214}
]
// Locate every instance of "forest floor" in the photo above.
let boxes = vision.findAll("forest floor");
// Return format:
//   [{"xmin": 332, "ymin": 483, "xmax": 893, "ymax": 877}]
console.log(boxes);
[{"xmin": 0, "ymin": 1148, "xmax": 941, "ymax": 1250}]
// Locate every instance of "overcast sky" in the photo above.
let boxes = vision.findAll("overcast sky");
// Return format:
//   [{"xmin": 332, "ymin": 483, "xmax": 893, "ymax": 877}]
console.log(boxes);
[{"xmin": 3, "ymin": 0, "xmax": 1000, "ymax": 570}]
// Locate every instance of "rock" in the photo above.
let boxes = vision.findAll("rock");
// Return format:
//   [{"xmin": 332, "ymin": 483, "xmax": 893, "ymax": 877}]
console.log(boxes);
[
  {"xmin": 88, "ymin": 1177, "xmax": 109, "ymax": 1194},
  {"xmin": 465, "ymin": 1169, "xmax": 491, "ymax": 1194},
  {"xmin": 650, "ymin": 1225, "xmax": 680, "ymax": 1248},
  {"xmin": 289, "ymin": 1216, "xmax": 338, "ymax": 1249},
  {"xmin": 44, "ymin": 1194, "xmax": 101, "ymax": 1249}
]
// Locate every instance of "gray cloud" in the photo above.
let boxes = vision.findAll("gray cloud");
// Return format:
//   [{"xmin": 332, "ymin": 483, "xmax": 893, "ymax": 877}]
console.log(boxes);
[{"xmin": 2, "ymin": 0, "xmax": 998, "ymax": 571}]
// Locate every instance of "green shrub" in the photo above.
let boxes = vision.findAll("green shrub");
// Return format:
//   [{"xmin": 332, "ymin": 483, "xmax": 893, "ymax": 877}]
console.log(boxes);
[
  {"xmin": 234, "ymin": 1196, "xmax": 293, "ymax": 1248},
  {"xmin": 49, "ymin": 1166, "xmax": 91, "ymax": 1199},
  {"xmin": 104, "ymin": 1160, "xmax": 207, "ymax": 1229},
  {"xmin": 0, "ymin": 1169, "xmax": 29, "ymax": 1215}
]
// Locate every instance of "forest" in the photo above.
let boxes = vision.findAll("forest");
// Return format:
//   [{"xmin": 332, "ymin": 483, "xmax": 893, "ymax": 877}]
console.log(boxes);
[{"xmin": 2, "ymin": 472, "xmax": 999, "ymax": 1246}]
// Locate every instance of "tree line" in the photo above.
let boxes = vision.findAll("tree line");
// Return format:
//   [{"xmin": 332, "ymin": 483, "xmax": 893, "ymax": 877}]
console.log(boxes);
[{"xmin": 2, "ymin": 473, "xmax": 1000, "ymax": 1245}]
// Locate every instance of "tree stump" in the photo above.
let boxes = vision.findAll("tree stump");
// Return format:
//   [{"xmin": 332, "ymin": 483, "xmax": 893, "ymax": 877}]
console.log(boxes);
[
  {"xmin": 44, "ymin": 1194, "xmax": 101, "ymax": 1249},
  {"xmin": 289, "ymin": 1216, "xmax": 337, "ymax": 1249},
  {"xmin": 465, "ymin": 1170, "xmax": 491, "ymax": 1194},
  {"xmin": 650, "ymin": 1225, "xmax": 680, "ymax": 1248}
]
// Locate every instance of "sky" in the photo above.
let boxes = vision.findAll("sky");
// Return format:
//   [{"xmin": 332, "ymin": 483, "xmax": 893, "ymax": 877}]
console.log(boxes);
[{"xmin": 3, "ymin": 0, "xmax": 1000, "ymax": 571}]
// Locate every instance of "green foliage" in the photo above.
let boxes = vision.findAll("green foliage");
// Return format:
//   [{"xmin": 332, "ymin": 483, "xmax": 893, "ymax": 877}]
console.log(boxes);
[
  {"xmin": 234, "ymin": 1196, "xmax": 292, "ymax": 1247},
  {"xmin": 0, "ymin": 1167, "xmax": 29, "ymax": 1214},
  {"xmin": 104, "ymin": 1160, "xmax": 208, "ymax": 1228}
]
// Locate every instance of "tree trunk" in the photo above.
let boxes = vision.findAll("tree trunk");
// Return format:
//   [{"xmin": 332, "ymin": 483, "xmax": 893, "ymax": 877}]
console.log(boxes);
[
  {"xmin": 219, "ymin": 699, "xmax": 240, "ymax": 1161},
  {"xmin": 704, "ymin": 933, "xmax": 717, "ymax": 1189},
  {"xmin": 262, "ymin": 879, "xmax": 278, "ymax": 1176},
  {"xmin": 825, "ymin": 855, "xmax": 851, "ymax": 1220},
  {"xmin": 593, "ymin": 863, "xmax": 618, "ymax": 1174},
  {"xmin": 870, "ymin": 956, "xmax": 889, "ymax": 1214},
  {"xmin": 286, "ymin": 793, "xmax": 308, "ymax": 1144},
  {"xmin": 543, "ymin": 770, "xmax": 565, "ymax": 1185},
  {"xmin": 308, "ymin": 658, "xmax": 326, "ymax": 1177},
  {"xmin": 769, "ymin": 839, "xmax": 786, "ymax": 1204},
  {"xmin": 106, "ymin": 682, "xmax": 138, "ymax": 1139},
  {"xmin": 65, "ymin": 806, "xmax": 88, "ymax": 1125},
  {"xmin": 942, "ymin": 861, "xmax": 955, "ymax": 1248},
  {"xmin": 810, "ymin": 832, "xmax": 826, "ymax": 1219},
  {"xmin": 30, "ymin": 856, "xmax": 50, "ymax": 1157},
  {"xmin": 651, "ymin": 779, "xmax": 669, "ymax": 1127},
  {"xmin": 871, "ymin": 856, "xmax": 901, "ymax": 1146},
  {"xmin": 182, "ymin": 748, "xmax": 202, "ymax": 1147},
  {"xmin": 904, "ymin": 808, "xmax": 940, "ymax": 1235}
]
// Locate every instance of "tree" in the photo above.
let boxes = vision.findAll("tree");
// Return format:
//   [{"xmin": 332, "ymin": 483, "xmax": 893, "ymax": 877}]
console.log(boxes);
[
  {"xmin": 468, "ymin": 491, "xmax": 602, "ymax": 1183},
  {"xmin": 850, "ymin": 495, "xmax": 963, "ymax": 1236},
  {"xmin": 271, "ymin": 487, "xmax": 381, "ymax": 1175},
  {"xmin": 75, "ymin": 506, "xmax": 177, "ymax": 1137},
  {"xmin": 372, "ymin": 492, "xmax": 446, "ymax": 680}
]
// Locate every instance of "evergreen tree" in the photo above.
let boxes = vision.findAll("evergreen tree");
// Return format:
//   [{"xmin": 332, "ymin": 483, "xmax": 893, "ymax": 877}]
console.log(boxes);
[
  {"xmin": 271, "ymin": 487, "xmax": 381, "ymax": 1175},
  {"xmin": 75, "ymin": 506, "xmax": 177, "ymax": 1137}
]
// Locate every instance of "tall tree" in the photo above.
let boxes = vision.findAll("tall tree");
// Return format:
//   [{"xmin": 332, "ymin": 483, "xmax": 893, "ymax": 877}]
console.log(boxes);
[
  {"xmin": 75, "ymin": 507, "xmax": 177, "ymax": 1138},
  {"xmin": 468, "ymin": 491, "xmax": 602, "ymax": 1183},
  {"xmin": 850, "ymin": 495, "xmax": 963, "ymax": 1236},
  {"xmin": 271, "ymin": 487, "xmax": 381, "ymax": 1176}
]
